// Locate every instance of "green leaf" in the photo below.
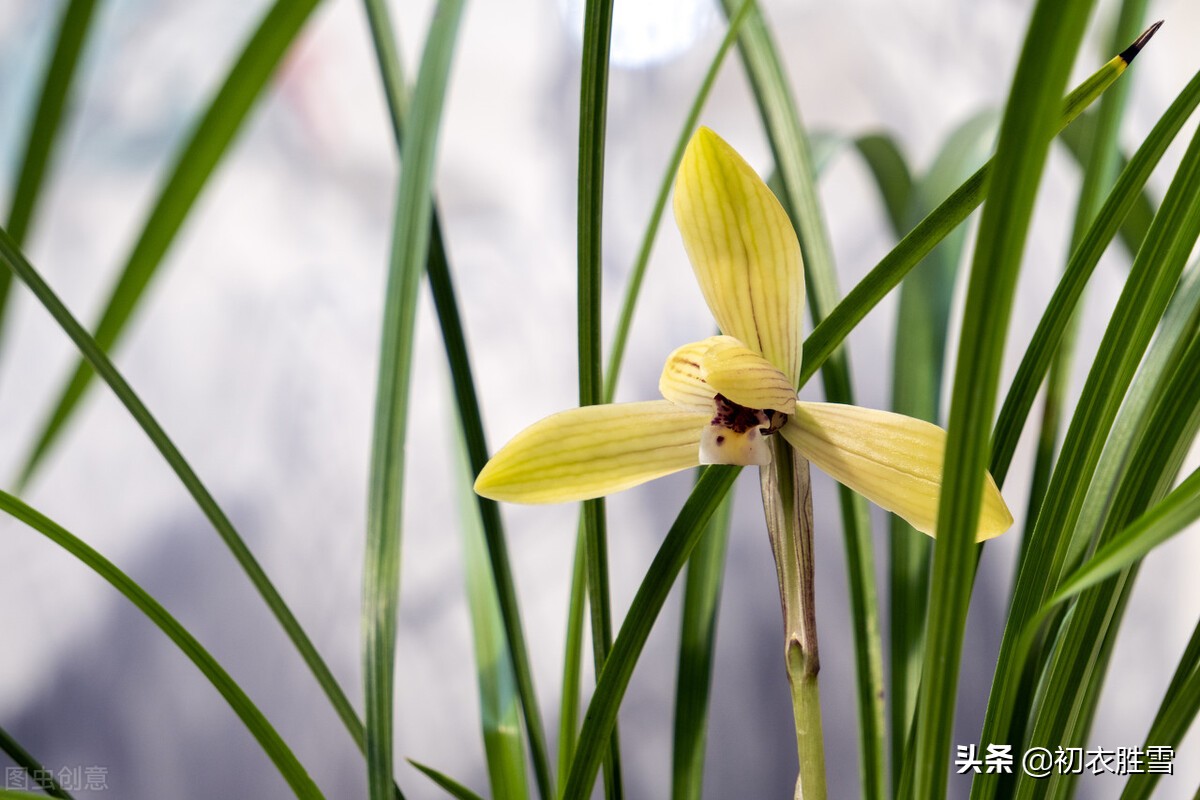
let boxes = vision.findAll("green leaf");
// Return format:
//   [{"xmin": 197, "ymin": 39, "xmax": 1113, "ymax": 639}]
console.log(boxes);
[
  {"xmin": 575, "ymin": 2, "xmax": 621, "ymax": 798},
  {"xmin": 670, "ymin": 486, "xmax": 735, "ymax": 800},
  {"xmin": 0, "ymin": 491, "xmax": 323, "ymax": 798},
  {"xmin": 975, "ymin": 33, "xmax": 1200, "ymax": 800},
  {"xmin": 1012, "ymin": 269, "xmax": 1200, "ymax": 800},
  {"xmin": 905, "ymin": 0, "xmax": 1098, "ymax": 796},
  {"xmin": 0, "ymin": 0, "xmax": 100, "ymax": 352},
  {"xmin": 562, "ymin": 466, "xmax": 741, "ymax": 800},
  {"xmin": 886, "ymin": 109, "xmax": 995, "ymax": 792},
  {"xmin": 854, "ymin": 133, "xmax": 914, "ymax": 236},
  {"xmin": 603, "ymin": 0, "xmax": 753, "ymax": 403},
  {"xmin": 557, "ymin": 4, "xmax": 752, "ymax": 788},
  {"xmin": 409, "ymin": 761, "xmax": 488, "ymax": 800},
  {"xmin": 453, "ymin": 423, "xmax": 530, "ymax": 800},
  {"xmin": 989, "ymin": 68, "xmax": 1200, "ymax": 485},
  {"xmin": 1019, "ymin": 0, "xmax": 1151, "ymax": 587},
  {"xmin": 1021, "ymin": 260, "xmax": 1200, "ymax": 800},
  {"xmin": 361, "ymin": 1, "xmax": 466, "ymax": 797},
  {"xmin": 17, "ymin": 0, "xmax": 321, "ymax": 488},
  {"xmin": 1119, "ymin": 619, "xmax": 1200, "ymax": 800},
  {"xmin": 1048, "ymin": 465, "xmax": 1200, "ymax": 606},
  {"xmin": 556, "ymin": 524, "xmax": 589, "ymax": 790},
  {"xmin": 1059, "ymin": 113, "xmax": 1158, "ymax": 258},
  {"xmin": 0, "ymin": 219, "xmax": 368, "ymax": 781},
  {"xmin": 718, "ymin": 1, "xmax": 883, "ymax": 792},
  {"xmin": 0, "ymin": 725, "xmax": 74, "ymax": 799},
  {"xmin": 359, "ymin": 1, "xmax": 551, "ymax": 796},
  {"xmin": 800, "ymin": 41, "xmax": 1145, "ymax": 392}
]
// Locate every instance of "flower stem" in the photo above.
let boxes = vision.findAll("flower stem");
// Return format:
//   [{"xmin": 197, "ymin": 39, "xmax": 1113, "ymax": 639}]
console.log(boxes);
[{"xmin": 762, "ymin": 437, "xmax": 827, "ymax": 799}]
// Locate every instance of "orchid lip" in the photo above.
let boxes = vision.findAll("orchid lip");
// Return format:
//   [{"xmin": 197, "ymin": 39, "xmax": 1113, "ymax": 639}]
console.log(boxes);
[{"xmin": 699, "ymin": 393, "xmax": 787, "ymax": 466}]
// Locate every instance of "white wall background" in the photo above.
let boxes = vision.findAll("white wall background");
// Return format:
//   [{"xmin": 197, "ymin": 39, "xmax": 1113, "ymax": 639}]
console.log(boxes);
[{"xmin": 0, "ymin": 0, "xmax": 1197, "ymax": 797}]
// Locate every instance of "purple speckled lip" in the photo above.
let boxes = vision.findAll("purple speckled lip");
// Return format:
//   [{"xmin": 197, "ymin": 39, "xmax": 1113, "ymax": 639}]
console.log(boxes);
[{"xmin": 710, "ymin": 393, "xmax": 787, "ymax": 439}]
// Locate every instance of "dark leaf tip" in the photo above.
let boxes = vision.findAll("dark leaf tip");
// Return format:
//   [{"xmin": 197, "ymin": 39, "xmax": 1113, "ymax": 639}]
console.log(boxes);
[{"xmin": 1119, "ymin": 20, "xmax": 1164, "ymax": 65}]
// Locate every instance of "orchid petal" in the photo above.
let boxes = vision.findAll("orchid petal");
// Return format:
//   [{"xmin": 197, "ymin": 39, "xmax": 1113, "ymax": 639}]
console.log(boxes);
[
  {"xmin": 474, "ymin": 401, "xmax": 708, "ymax": 504},
  {"xmin": 659, "ymin": 339, "xmax": 720, "ymax": 412},
  {"xmin": 673, "ymin": 127, "xmax": 804, "ymax": 383},
  {"xmin": 779, "ymin": 402, "xmax": 1013, "ymax": 541},
  {"xmin": 660, "ymin": 335, "xmax": 795, "ymax": 415},
  {"xmin": 701, "ymin": 336, "xmax": 796, "ymax": 414}
]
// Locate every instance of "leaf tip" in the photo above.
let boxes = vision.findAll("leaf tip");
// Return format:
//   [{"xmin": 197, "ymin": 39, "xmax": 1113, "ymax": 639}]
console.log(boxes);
[{"xmin": 1119, "ymin": 20, "xmax": 1164, "ymax": 65}]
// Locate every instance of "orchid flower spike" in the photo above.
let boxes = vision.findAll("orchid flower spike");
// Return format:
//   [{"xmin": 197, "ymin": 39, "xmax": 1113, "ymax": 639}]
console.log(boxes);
[{"xmin": 475, "ymin": 127, "xmax": 1012, "ymax": 541}]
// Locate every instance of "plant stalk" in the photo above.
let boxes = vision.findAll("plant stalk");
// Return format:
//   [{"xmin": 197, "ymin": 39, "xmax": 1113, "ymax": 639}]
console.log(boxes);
[{"xmin": 761, "ymin": 437, "xmax": 826, "ymax": 799}]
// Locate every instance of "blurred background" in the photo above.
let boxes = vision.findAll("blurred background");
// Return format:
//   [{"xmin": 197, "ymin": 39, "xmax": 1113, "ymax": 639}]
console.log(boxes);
[{"xmin": 0, "ymin": 0, "xmax": 1197, "ymax": 796}]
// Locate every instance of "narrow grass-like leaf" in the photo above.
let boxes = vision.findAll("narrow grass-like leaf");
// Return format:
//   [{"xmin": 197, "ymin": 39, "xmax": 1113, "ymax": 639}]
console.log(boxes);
[
  {"xmin": 17, "ymin": 0, "xmax": 321, "ymax": 488},
  {"xmin": 1066, "ymin": 259, "xmax": 1200, "ymax": 587},
  {"xmin": 1022, "ymin": 262, "xmax": 1200, "ymax": 800},
  {"xmin": 1047, "ymin": 466, "xmax": 1200, "ymax": 606},
  {"xmin": 989, "ymin": 68, "xmax": 1200, "ymax": 485},
  {"xmin": 906, "ymin": 2, "xmax": 1097, "ymax": 796},
  {"xmin": 602, "ymin": 0, "xmax": 751, "ymax": 403},
  {"xmin": 1060, "ymin": 113, "xmax": 1158, "ymax": 258},
  {"xmin": 0, "ymin": 0, "xmax": 99, "ymax": 353},
  {"xmin": 1157, "ymin": 609, "xmax": 1200, "ymax": 727},
  {"xmin": 1013, "ymin": 279, "xmax": 1200, "ymax": 800},
  {"xmin": 576, "ymin": 0, "xmax": 612, "ymax": 410},
  {"xmin": 883, "ymin": 111, "xmax": 994, "ymax": 791},
  {"xmin": 989, "ymin": 71, "xmax": 1200, "ymax": 770},
  {"xmin": 409, "ymin": 761, "xmax": 488, "ymax": 800},
  {"xmin": 0, "ymin": 225, "xmax": 371, "ymax": 775},
  {"xmin": 0, "ymin": 725, "xmax": 73, "ymax": 799},
  {"xmin": 556, "ymin": 526, "xmax": 588, "ymax": 788},
  {"xmin": 453, "ymin": 423, "xmax": 529, "ymax": 800},
  {"xmin": 1119, "ymin": 619, "xmax": 1200, "ymax": 800},
  {"xmin": 800, "ymin": 46, "xmax": 1145, "ymax": 391},
  {"xmin": 0, "ymin": 491, "xmax": 323, "ymax": 798},
  {"xmin": 854, "ymin": 134, "xmax": 913, "ymax": 234},
  {"xmin": 1020, "ymin": 0, "xmax": 1150, "ymax": 579},
  {"xmin": 557, "ymin": 4, "xmax": 750, "ymax": 787},
  {"xmin": 359, "ymin": 2, "xmax": 551, "ymax": 795},
  {"xmin": 718, "ymin": 2, "xmax": 883, "ymax": 790},
  {"xmin": 362, "ymin": 1, "xmax": 466, "ymax": 797},
  {"xmin": 562, "ymin": 466, "xmax": 740, "ymax": 800},
  {"xmin": 670, "ymin": 487, "xmax": 734, "ymax": 800},
  {"xmin": 576, "ymin": 2, "xmax": 620, "ymax": 797},
  {"xmin": 975, "ymin": 34, "xmax": 1200, "ymax": 800},
  {"xmin": 1120, "ymin": 644, "xmax": 1200, "ymax": 800}
]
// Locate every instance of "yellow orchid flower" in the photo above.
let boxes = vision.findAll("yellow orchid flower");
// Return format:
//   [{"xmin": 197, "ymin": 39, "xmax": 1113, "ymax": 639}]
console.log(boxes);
[{"xmin": 475, "ymin": 127, "xmax": 1012, "ymax": 541}]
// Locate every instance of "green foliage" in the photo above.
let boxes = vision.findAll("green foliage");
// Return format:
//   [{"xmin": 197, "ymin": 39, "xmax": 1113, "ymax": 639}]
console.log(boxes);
[
  {"xmin": 16, "ymin": 0, "xmax": 322, "ymax": 488},
  {"xmin": 3, "ymin": 3, "xmax": 1197, "ymax": 799},
  {"xmin": 0, "ymin": 491, "xmax": 323, "ymax": 798},
  {"xmin": 361, "ymin": 1, "xmax": 466, "ymax": 798}
]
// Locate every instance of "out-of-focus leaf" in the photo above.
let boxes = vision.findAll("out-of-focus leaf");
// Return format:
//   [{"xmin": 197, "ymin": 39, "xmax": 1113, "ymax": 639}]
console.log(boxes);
[
  {"xmin": 409, "ymin": 761, "xmax": 488, "ymax": 800},
  {"xmin": 18, "ymin": 0, "xmax": 321, "ymax": 487},
  {"xmin": 1060, "ymin": 111, "xmax": 1158, "ymax": 257},
  {"xmin": 360, "ymin": 0, "xmax": 465, "ymax": 796},
  {"xmin": 671, "ymin": 488, "xmax": 734, "ymax": 800},
  {"xmin": 0, "ymin": 0, "xmax": 100, "ymax": 353},
  {"xmin": 854, "ymin": 133, "xmax": 914, "ymax": 235},
  {"xmin": 0, "ymin": 491, "xmax": 322, "ymax": 798},
  {"xmin": 0, "ymin": 725, "xmax": 73, "ymax": 799},
  {"xmin": 562, "ymin": 466, "xmax": 740, "ymax": 799},
  {"xmin": 886, "ymin": 109, "xmax": 995, "ymax": 790}
]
